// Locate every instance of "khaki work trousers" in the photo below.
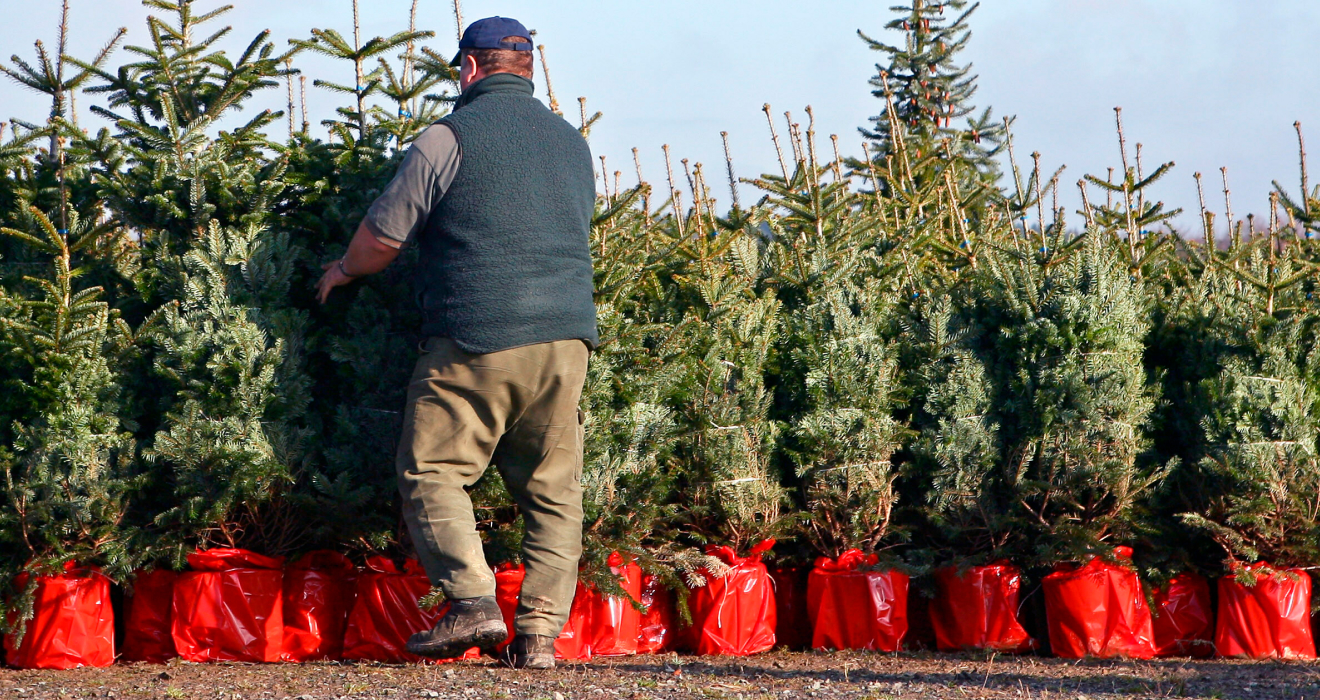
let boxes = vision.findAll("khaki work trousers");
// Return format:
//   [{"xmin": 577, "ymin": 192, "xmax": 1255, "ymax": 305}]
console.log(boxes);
[{"xmin": 396, "ymin": 337, "xmax": 588, "ymax": 638}]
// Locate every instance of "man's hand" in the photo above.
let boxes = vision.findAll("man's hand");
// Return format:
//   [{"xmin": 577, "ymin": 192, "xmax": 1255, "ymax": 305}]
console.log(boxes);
[
  {"xmin": 315, "ymin": 221, "xmax": 404, "ymax": 304},
  {"xmin": 317, "ymin": 260, "xmax": 357, "ymax": 304}
]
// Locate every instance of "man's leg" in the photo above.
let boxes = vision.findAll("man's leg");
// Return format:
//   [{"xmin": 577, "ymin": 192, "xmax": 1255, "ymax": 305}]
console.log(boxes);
[
  {"xmin": 396, "ymin": 337, "xmax": 513, "ymax": 602},
  {"xmin": 494, "ymin": 339, "xmax": 589, "ymax": 639}
]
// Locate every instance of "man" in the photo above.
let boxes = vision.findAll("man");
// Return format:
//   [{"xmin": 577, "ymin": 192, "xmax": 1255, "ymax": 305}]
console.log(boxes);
[{"xmin": 316, "ymin": 16, "xmax": 597, "ymax": 670}]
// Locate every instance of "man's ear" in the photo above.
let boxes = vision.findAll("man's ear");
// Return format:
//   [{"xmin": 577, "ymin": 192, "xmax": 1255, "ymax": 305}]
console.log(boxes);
[{"xmin": 464, "ymin": 53, "xmax": 482, "ymax": 80}]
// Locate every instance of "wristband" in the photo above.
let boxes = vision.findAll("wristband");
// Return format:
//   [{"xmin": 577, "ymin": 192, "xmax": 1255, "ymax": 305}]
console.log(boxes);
[{"xmin": 338, "ymin": 258, "xmax": 361, "ymax": 278}]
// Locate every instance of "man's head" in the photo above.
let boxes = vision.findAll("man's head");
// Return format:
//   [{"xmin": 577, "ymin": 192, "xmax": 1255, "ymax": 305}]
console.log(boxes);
[{"xmin": 450, "ymin": 16, "xmax": 535, "ymax": 91}]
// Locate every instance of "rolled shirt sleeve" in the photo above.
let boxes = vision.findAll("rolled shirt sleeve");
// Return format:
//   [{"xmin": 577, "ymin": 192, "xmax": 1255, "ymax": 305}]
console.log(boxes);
[{"xmin": 365, "ymin": 123, "xmax": 463, "ymax": 248}]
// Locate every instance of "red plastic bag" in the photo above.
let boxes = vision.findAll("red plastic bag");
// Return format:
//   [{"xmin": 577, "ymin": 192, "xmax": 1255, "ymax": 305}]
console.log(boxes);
[
  {"xmin": 282, "ymin": 551, "xmax": 356, "ymax": 662},
  {"xmin": 553, "ymin": 554, "xmax": 643, "ymax": 660},
  {"xmin": 341, "ymin": 557, "xmax": 479, "ymax": 664},
  {"xmin": 1215, "ymin": 564, "xmax": 1315, "ymax": 659},
  {"xmin": 122, "ymin": 568, "xmax": 178, "ymax": 663},
  {"xmin": 768, "ymin": 567, "xmax": 811, "ymax": 650},
  {"xmin": 554, "ymin": 581, "xmax": 594, "ymax": 661},
  {"xmin": 637, "ymin": 574, "xmax": 676, "ymax": 655},
  {"xmin": 931, "ymin": 563, "xmax": 1033, "ymax": 652},
  {"xmin": 172, "ymin": 548, "xmax": 285, "ymax": 663},
  {"xmin": 3, "ymin": 563, "xmax": 114, "ymax": 669},
  {"xmin": 1042, "ymin": 547, "xmax": 1155, "ymax": 659},
  {"xmin": 1152, "ymin": 572, "xmax": 1213, "ymax": 658},
  {"xmin": 683, "ymin": 540, "xmax": 778, "ymax": 656},
  {"xmin": 493, "ymin": 563, "xmax": 524, "ymax": 652},
  {"xmin": 585, "ymin": 555, "xmax": 643, "ymax": 657},
  {"xmin": 807, "ymin": 549, "xmax": 908, "ymax": 652}
]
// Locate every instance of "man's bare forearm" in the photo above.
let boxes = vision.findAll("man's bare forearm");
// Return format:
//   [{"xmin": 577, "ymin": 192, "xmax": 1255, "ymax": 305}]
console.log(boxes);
[
  {"xmin": 342, "ymin": 220, "xmax": 403, "ymax": 276},
  {"xmin": 316, "ymin": 220, "xmax": 404, "ymax": 303}
]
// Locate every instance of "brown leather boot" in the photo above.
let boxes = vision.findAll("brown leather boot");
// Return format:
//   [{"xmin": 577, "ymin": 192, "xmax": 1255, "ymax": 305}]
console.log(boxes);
[
  {"xmin": 405, "ymin": 596, "xmax": 507, "ymax": 659},
  {"xmin": 501, "ymin": 634, "xmax": 556, "ymax": 669}
]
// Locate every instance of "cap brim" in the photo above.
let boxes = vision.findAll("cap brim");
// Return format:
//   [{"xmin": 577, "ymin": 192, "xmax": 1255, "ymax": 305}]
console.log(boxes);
[{"xmin": 450, "ymin": 50, "xmax": 462, "ymax": 67}]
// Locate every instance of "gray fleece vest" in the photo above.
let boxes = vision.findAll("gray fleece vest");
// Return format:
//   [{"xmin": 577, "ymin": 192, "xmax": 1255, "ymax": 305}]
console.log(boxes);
[{"xmin": 419, "ymin": 73, "xmax": 598, "ymax": 353}]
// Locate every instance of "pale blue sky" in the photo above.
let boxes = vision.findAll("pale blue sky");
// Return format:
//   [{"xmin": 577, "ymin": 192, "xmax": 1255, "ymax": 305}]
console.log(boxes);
[{"xmin": 3, "ymin": 1, "xmax": 1318, "ymax": 232}]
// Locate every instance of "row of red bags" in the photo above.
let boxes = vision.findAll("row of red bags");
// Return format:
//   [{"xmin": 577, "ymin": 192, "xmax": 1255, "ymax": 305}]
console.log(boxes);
[
  {"xmin": 4, "ymin": 544, "xmax": 1315, "ymax": 669},
  {"xmin": 786, "ymin": 546, "xmax": 1315, "ymax": 661}
]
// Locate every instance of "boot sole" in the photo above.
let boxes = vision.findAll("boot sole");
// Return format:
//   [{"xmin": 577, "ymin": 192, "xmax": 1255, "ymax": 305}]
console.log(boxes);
[{"xmin": 406, "ymin": 621, "xmax": 508, "ymax": 659}]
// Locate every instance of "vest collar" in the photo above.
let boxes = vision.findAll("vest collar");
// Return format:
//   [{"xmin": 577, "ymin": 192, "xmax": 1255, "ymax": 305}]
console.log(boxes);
[{"xmin": 453, "ymin": 73, "xmax": 535, "ymax": 111}]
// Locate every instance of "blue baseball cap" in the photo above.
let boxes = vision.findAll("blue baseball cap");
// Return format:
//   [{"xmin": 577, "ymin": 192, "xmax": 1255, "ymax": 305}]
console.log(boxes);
[{"xmin": 449, "ymin": 17, "xmax": 534, "ymax": 66}]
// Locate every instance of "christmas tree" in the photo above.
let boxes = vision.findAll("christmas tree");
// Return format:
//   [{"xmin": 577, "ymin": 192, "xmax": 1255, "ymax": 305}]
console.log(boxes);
[
  {"xmin": 0, "ymin": 206, "xmax": 140, "ymax": 641},
  {"xmin": 911, "ymin": 217, "xmax": 1165, "ymax": 566},
  {"xmin": 648, "ymin": 162, "xmax": 790, "ymax": 556},
  {"xmin": 859, "ymin": 0, "xmax": 1005, "ymax": 203},
  {"xmin": 69, "ymin": 1, "xmax": 313, "ymax": 562},
  {"xmin": 575, "ymin": 183, "xmax": 693, "ymax": 591},
  {"xmin": 0, "ymin": 7, "xmax": 146, "ymax": 622},
  {"xmin": 788, "ymin": 282, "xmax": 907, "ymax": 558},
  {"xmin": 1171, "ymin": 222, "xmax": 1320, "ymax": 574},
  {"xmin": 748, "ymin": 120, "xmax": 914, "ymax": 560}
]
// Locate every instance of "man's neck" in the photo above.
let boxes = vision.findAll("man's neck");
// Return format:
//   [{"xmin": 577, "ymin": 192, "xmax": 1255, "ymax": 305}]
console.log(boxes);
[{"xmin": 455, "ymin": 73, "xmax": 535, "ymax": 110}]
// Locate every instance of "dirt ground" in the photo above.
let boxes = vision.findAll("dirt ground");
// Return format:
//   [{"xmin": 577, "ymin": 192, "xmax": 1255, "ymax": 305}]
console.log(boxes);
[{"xmin": 2, "ymin": 651, "xmax": 1318, "ymax": 700}]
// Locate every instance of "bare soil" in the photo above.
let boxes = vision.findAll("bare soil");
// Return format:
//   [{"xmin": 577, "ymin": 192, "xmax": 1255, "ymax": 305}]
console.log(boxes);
[{"xmin": 2, "ymin": 651, "xmax": 1318, "ymax": 700}]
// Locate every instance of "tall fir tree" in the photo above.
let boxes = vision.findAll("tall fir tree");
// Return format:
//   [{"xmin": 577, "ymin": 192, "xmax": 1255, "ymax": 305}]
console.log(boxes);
[
  {"xmin": 679, "ymin": 234, "xmax": 789, "ymax": 554},
  {"xmin": 750, "ymin": 123, "xmax": 913, "ymax": 560},
  {"xmin": 859, "ymin": 0, "xmax": 1004, "ymax": 203},
  {"xmin": 656, "ymin": 179, "xmax": 790, "ymax": 555},
  {"xmin": 72, "ymin": 1, "xmax": 313, "ymax": 562},
  {"xmin": 144, "ymin": 219, "xmax": 311, "ymax": 560},
  {"xmin": 281, "ymin": 1, "xmax": 470, "ymax": 558},
  {"xmin": 576, "ymin": 184, "xmax": 690, "ymax": 591},
  {"xmin": 0, "ymin": 5, "xmax": 145, "ymax": 611}
]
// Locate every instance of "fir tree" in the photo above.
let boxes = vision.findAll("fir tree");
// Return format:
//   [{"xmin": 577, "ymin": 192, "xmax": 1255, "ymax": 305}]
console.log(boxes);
[
  {"xmin": 788, "ymin": 282, "xmax": 907, "ymax": 558},
  {"xmin": 576, "ymin": 184, "xmax": 683, "ymax": 590},
  {"xmin": 145, "ymin": 219, "xmax": 310, "ymax": 561},
  {"xmin": 68, "ymin": 1, "xmax": 314, "ymax": 561},
  {"xmin": 859, "ymin": 0, "xmax": 1004, "ymax": 200},
  {"xmin": 1173, "ymin": 230, "xmax": 1320, "ymax": 574},
  {"xmin": 909, "ymin": 293, "xmax": 1007, "ymax": 562},
  {"xmin": 912, "ymin": 222, "xmax": 1165, "ymax": 566},
  {"xmin": 996, "ymin": 232, "xmax": 1163, "ymax": 563},
  {"xmin": 0, "ymin": 206, "xmax": 141, "ymax": 641},
  {"xmin": 745, "ymin": 118, "xmax": 915, "ymax": 559},
  {"xmin": 1184, "ymin": 337, "xmax": 1320, "ymax": 572},
  {"xmin": 672, "ymin": 224, "xmax": 789, "ymax": 554}
]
